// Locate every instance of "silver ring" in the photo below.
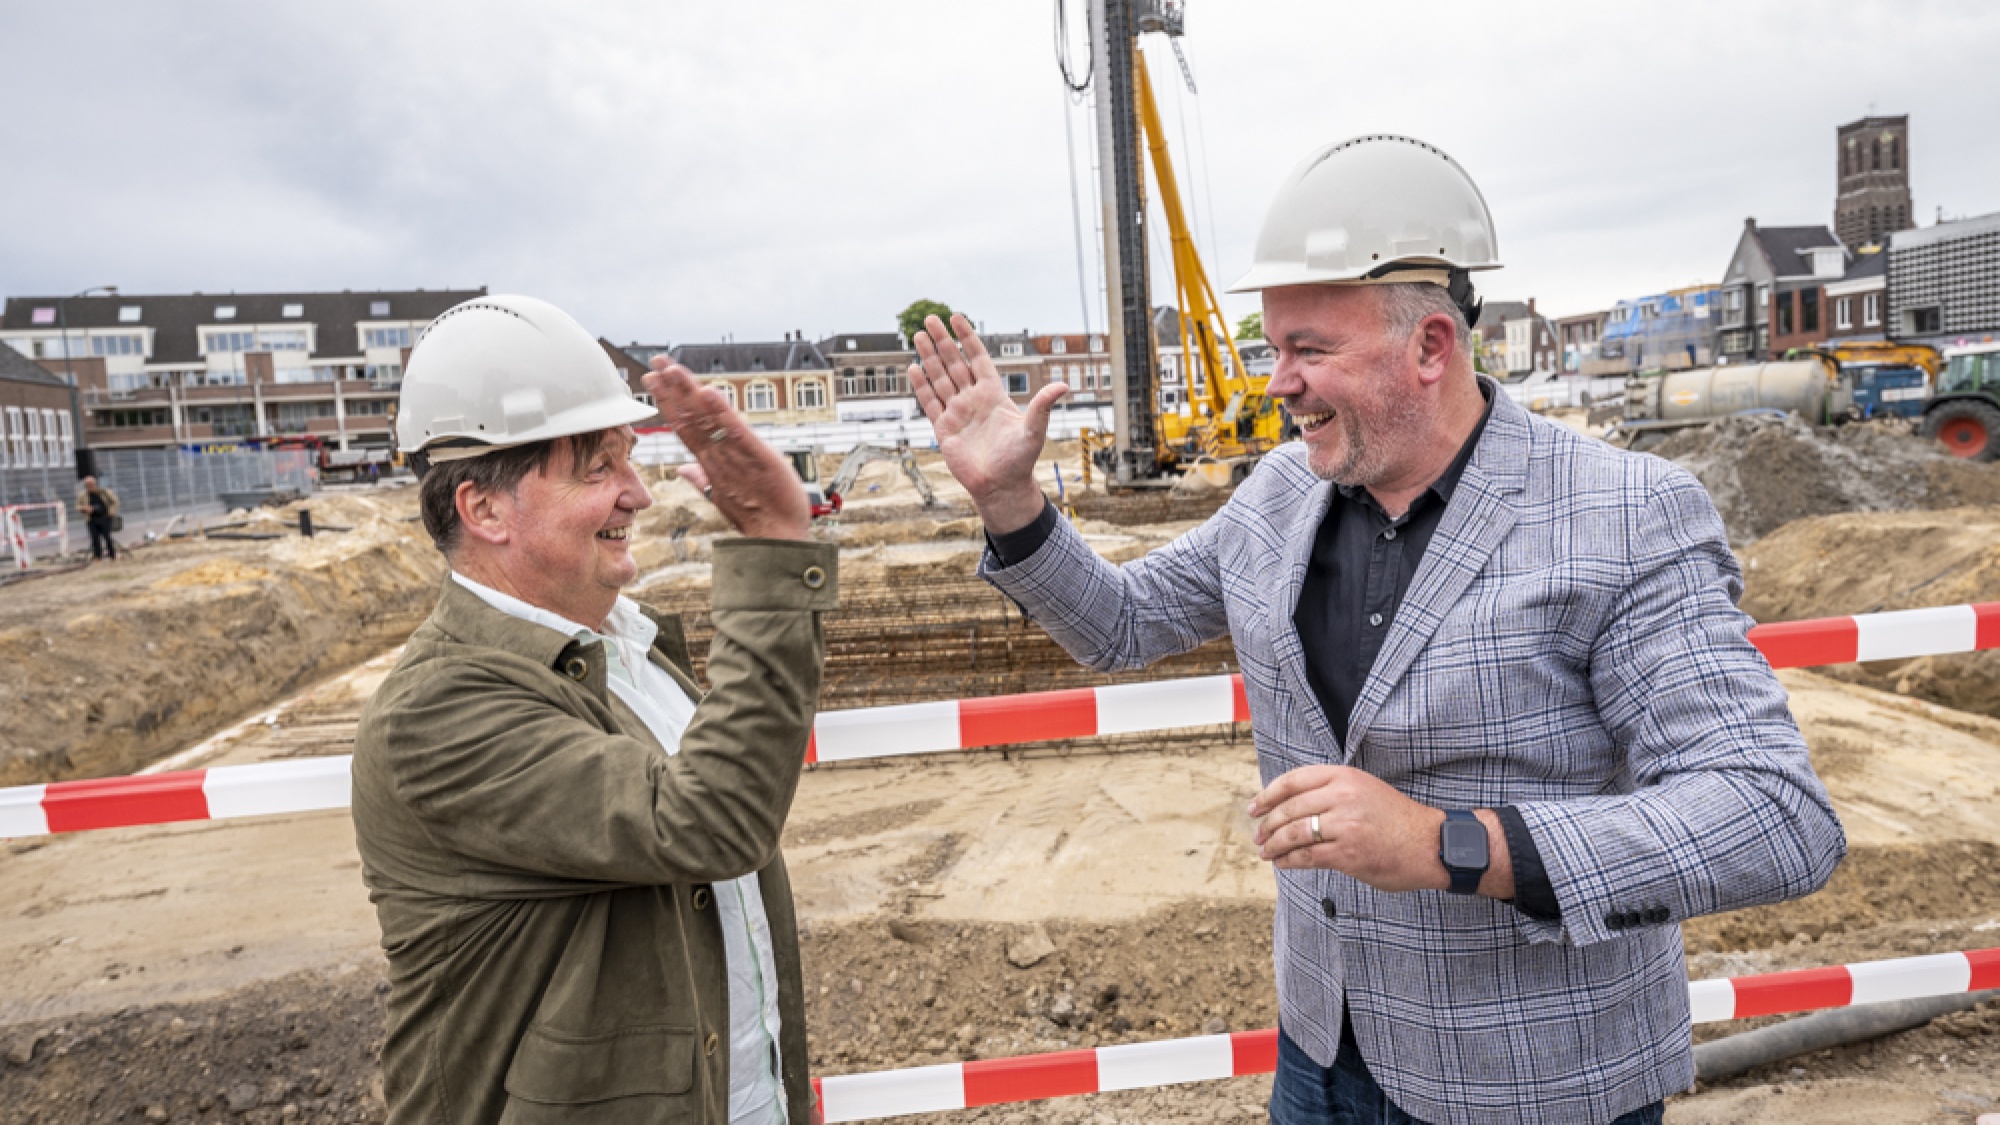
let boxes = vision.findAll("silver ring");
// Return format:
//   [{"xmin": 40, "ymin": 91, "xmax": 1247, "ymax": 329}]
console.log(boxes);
[
  {"xmin": 708, "ymin": 428, "xmax": 729, "ymax": 444},
  {"xmin": 1308, "ymin": 814, "xmax": 1323, "ymax": 844}
]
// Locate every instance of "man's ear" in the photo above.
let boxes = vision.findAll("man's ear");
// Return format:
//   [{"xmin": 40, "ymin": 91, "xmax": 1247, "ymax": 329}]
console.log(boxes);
[
  {"xmin": 1414, "ymin": 312, "xmax": 1457, "ymax": 387},
  {"xmin": 456, "ymin": 479, "xmax": 511, "ymax": 548}
]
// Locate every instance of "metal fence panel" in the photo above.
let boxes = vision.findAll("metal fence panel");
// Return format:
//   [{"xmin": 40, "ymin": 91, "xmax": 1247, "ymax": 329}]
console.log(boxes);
[{"xmin": 0, "ymin": 449, "xmax": 315, "ymax": 546}]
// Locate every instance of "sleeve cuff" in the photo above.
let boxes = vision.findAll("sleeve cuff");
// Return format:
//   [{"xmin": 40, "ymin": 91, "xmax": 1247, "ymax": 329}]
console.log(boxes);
[
  {"xmin": 1496, "ymin": 804, "xmax": 1562, "ymax": 922},
  {"xmin": 710, "ymin": 539, "xmax": 839, "ymax": 611},
  {"xmin": 984, "ymin": 499, "xmax": 1059, "ymax": 568}
]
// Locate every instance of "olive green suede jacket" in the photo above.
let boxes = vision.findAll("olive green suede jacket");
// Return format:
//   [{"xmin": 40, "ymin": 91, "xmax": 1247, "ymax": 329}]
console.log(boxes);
[{"xmin": 352, "ymin": 538, "xmax": 837, "ymax": 1125}]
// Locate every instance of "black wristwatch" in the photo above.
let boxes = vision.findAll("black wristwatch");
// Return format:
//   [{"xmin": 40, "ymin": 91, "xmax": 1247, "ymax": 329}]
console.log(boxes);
[{"xmin": 1439, "ymin": 809, "xmax": 1489, "ymax": 895}]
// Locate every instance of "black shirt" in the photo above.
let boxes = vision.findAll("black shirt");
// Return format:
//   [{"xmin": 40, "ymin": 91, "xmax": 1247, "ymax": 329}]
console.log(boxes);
[{"xmin": 986, "ymin": 393, "xmax": 1560, "ymax": 922}]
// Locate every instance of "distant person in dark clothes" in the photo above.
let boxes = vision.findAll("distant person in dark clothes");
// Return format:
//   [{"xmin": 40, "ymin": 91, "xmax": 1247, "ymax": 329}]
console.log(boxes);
[{"xmin": 76, "ymin": 475, "xmax": 120, "ymax": 561}]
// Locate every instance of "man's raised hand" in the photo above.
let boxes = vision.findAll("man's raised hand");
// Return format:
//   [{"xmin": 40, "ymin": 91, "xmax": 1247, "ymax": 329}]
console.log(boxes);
[{"xmin": 910, "ymin": 314, "xmax": 1067, "ymax": 534}]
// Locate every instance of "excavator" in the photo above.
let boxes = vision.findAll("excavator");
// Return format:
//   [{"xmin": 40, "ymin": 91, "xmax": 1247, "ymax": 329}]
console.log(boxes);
[
  {"xmin": 785, "ymin": 443, "xmax": 937, "ymax": 518},
  {"xmin": 1074, "ymin": 0, "xmax": 1287, "ymax": 489}
]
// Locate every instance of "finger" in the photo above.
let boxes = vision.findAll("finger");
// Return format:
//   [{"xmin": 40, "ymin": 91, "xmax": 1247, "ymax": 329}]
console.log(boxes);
[
  {"xmin": 930, "ymin": 314, "xmax": 976, "ymax": 389},
  {"xmin": 1261, "ymin": 816, "xmax": 1331, "ymax": 863},
  {"xmin": 913, "ymin": 322, "xmax": 962, "ymax": 398},
  {"xmin": 1023, "ymin": 382, "xmax": 1069, "ymax": 442},
  {"xmin": 911, "ymin": 362, "xmax": 948, "ymax": 425},
  {"xmin": 1248, "ymin": 766, "xmax": 1335, "ymax": 817},
  {"xmin": 948, "ymin": 314, "xmax": 986, "ymax": 385}
]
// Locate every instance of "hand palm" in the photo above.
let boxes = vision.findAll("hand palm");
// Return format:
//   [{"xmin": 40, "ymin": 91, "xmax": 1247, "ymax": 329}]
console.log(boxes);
[{"xmin": 910, "ymin": 315, "xmax": 1068, "ymax": 521}]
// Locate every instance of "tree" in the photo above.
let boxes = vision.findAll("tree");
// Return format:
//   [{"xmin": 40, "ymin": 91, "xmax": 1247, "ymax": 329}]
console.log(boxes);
[
  {"xmin": 1234, "ymin": 312, "xmax": 1263, "ymax": 342},
  {"xmin": 898, "ymin": 299, "xmax": 955, "ymax": 344}
]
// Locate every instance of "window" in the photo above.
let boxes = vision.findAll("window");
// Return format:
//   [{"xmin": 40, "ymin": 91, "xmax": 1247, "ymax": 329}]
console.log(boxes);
[
  {"xmin": 745, "ymin": 382, "xmax": 776, "ymax": 412},
  {"xmin": 90, "ymin": 334, "xmax": 145, "ymax": 357},
  {"xmin": 118, "ymin": 306, "xmax": 142, "ymax": 323},
  {"xmin": 3, "ymin": 407, "xmax": 20, "ymax": 467},
  {"xmin": 370, "ymin": 301, "xmax": 391, "ymax": 316},
  {"xmin": 103, "ymin": 408, "xmax": 170, "ymax": 429},
  {"xmin": 795, "ymin": 379, "xmax": 826, "ymax": 409},
  {"xmin": 714, "ymin": 383, "xmax": 738, "ymax": 409},
  {"xmin": 216, "ymin": 305, "xmax": 237, "ymax": 320},
  {"xmin": 1088, "ymin": 336, "xmax": 1102, "ymax": 351},
  {"xmin": 844, "ymin": 339, "xmax": 858, "ymax": 351},
  {"xmin": 261, "ymin": 329, "xmax": 308, "ymax": 351},
  {"xmin": 363, "ymin": 326, "xmax": 412, "ymax": 350},
  {"xmin": 1005, "ymin": 372, "xmax": 1028, "ymax": 395},
  {"xmin": 1000, "ymin": 341, "xmax": 1023, "ymax": 357},
  {"xmin": 347, "ymin": 399, "xmax": 390, "ymax": 416},
  {"xmin": 1835, "ymin": 297, "xmax": 1853, "ymax": 330},
  {"xmin": 1909, "ymin": 307, "xmax": 1941, "ymax": 335},
  {"xmin": 365, "ymin": 363, "xmax": 402, "ymax": 382},
  {"xmin": 282, "ymin": 303, "xmax": 304, "ymax": 318},
  {"xmin": 1801, "ymin": 289, "xmax": 1819, "ymax": 334},
  {"xmin": 24, "ymin": 409, "xmax": 44, "ymax": 468},
  {"xmin": 631, "ymin": 392, "xmax": 655, "ymax": 409},
  {"xmin": 31, "ymin": 307, "xmax": 55, "ymax": 325},
  {"xmin": 206, "ymin": 330, "xmax": 257, "ymax": 354},
  {"xmin": 1863, "ymin": 294, "xmax": 1881, "ymax": 326},
  {"xmin": 750, "ymin": 356, "xmax": 767, "ymax": 372},
  {"xmin": 1052, "ymin": 338, "xmax": 1067, "ymax": 354},
  {"xmin": 1755, "ymin": 285, "xmax": 1771, "ymax": 321}
]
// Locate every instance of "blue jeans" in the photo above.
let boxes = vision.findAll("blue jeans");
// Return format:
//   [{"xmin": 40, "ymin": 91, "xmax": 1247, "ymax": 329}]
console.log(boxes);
[{"xmin": 1269, "ymin": 1025, "xmax": 1664, "ymax": 1125}]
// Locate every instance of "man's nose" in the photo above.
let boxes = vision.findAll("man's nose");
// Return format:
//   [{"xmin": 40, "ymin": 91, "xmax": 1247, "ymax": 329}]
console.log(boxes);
[{"xmin": 618, "ymin": 462, "xmax": 654, "ymax": 510}]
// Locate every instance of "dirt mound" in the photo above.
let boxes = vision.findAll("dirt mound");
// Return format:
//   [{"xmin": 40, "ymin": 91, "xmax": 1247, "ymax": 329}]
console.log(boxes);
[
  {"xmin": 1741, "ymin": 509, "xmax": 2000, "ymax": 718},
  {"xmin": 0, "ymin": 522, "xmax": 444, "ymax": 787},
  {"xmin": 1653, "ymin": 414, "xmax": 2000, "ymax": 545}
]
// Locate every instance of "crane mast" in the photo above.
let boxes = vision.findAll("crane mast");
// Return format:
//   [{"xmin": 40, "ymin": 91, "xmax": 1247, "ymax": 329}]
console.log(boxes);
[{"xmin": 1090, "ymin": 0, "xmax": 1163, "ymax": 483}]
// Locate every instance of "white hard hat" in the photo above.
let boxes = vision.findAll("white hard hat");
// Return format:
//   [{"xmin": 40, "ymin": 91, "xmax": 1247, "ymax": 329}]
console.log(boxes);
[
  {"xmin": 396, "ymin": 294, "xmax": 655, "ymax": 461},
  {"xmin": 1228, "ymin": 135, "xmax": 1501, "ymax": 297}
]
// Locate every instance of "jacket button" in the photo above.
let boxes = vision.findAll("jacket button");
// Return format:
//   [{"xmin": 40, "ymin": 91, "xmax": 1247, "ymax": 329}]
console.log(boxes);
[
  {"xmin": 1604, "ymin": 912, "xmax": 1627, "ymax": 931},
  {"xmin": 1320, "ymin": 897, "xmax": 1338, "ymax": 920},
  {"xmin": 802, "ymin": 565, "xmax": 827, "ymax": 590},
  {"xmin": 563, "ymin": 656, "xmax": 589, "ymax": 681},
  {"xmin": 692, "ymin": 887, "xmax": 711, "ymax": 910},
  {"xmin": 1647, "ymin": 906, "xmax": 1669, "ymax": 924},
  {"xmin": 705, "ymin": 1031, "xmax": 719, "ymax": 1056}
]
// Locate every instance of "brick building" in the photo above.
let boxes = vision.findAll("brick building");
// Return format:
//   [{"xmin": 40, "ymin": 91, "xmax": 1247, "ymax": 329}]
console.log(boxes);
[
  {"xmin": 1835, "ymin": 116, "xmax": 1914, "ymax": 251},
  {"xmin": 0, "ymin": 344, "xmax": 78, "ymax": 473},
  {"xmin": 1716, "ymin": 220, "xmax": 1846, "ymax": 361},
  {"xmin": 0, "ymin": 289, "xmax": 481, "ymax": 452},
  {"xmin": 663, "ymin": 336, "xmax": 838, "ymax": 426}
]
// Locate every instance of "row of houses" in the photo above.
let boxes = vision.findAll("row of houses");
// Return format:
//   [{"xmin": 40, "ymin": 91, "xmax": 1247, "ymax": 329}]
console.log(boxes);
[{"xmin": 0, "ymin": 290, "xmax": 1174, "ymax": 462}]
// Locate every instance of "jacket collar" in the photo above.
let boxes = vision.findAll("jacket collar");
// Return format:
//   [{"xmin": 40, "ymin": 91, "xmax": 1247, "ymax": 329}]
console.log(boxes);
[
  {"xmin": 1344, "ymin": 376, "xmax": 1529, "ymax": 746},
  {"xmin": 429, "ymin": 574, "xmax": 701, "ymax": 699}
]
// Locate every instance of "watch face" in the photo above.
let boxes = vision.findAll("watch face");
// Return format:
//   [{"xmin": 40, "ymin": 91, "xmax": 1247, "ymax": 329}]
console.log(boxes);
[{"xmin": 1442, "ymin": 820, "xmax": 1487, "ymax": 868}]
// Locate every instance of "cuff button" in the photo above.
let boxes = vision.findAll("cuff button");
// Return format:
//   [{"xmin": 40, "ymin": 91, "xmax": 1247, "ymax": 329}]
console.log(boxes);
[
  {"xmin": 802, "ymin": 565, "xmax": 827, "ymax": 590},
  {"xmin": 563, "ymin": 657, "xmax": 589, "ymax": 681}
]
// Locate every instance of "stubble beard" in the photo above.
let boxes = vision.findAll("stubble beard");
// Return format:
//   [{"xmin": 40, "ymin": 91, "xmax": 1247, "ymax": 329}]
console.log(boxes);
[{"xmin": 1305, "ymin": 390, "xmax": 1429, "ymax": 489}]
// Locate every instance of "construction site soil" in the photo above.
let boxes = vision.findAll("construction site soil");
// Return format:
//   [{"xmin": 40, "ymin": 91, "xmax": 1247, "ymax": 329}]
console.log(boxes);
[{"xmin": 7, "ymin": 433, "xmax": 2000, "ymax": 1123}]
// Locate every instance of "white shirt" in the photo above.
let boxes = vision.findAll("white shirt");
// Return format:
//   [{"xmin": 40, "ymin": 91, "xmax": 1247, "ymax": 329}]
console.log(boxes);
[{"xmin": 452, "ymin": 573, "xmax": 789, "ymax": 1125}]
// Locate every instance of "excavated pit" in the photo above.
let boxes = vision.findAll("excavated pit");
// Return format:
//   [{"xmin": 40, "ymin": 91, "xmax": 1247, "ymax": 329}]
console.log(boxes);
[{"xmin": 7, "ymin": 438, "xmax": 2000, "ymax": 1122}]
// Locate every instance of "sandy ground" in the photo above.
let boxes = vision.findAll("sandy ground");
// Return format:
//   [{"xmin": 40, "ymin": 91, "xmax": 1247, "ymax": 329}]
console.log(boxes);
[{"xmin": 6, "ymin": 651, "xmax": 2000, "ymax": 1121}]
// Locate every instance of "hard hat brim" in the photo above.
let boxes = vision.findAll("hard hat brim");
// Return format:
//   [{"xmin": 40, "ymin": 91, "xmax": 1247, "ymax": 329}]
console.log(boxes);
[
  {"xmin": 1227, "ymin": 259, "xmax": 1502, "ymax": 295},
  {"xmin": 404, "ymin": 393, "xmax": 658, "ymax": 458}
]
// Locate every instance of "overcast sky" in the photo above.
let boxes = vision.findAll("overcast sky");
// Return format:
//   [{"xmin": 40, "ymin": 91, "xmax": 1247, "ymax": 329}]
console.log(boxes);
[{"xmin": 4, "ymin": 1, "xmax": 1996, "ymax": 345}]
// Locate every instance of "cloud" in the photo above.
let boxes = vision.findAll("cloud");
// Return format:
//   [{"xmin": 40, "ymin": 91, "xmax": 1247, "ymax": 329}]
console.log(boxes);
[{"xmin": 3, "ymin": 0, "xmax": 1996, "ymax": 341}]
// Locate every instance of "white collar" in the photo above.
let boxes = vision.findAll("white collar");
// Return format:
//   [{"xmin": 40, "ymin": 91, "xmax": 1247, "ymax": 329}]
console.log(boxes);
[{"xmin": 451, "ymin": 571, "xmax": 658, "ymax": 653}]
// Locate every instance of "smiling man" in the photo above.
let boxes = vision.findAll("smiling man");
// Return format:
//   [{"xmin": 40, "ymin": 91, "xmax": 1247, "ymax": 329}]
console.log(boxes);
[
  {"xmin": 352, "ymin": 295, "xmax": 834, "ymax": 1125},
  {"xmin": 911, "ymin": 137, "xmax": 1844, "ymax": 1124}
]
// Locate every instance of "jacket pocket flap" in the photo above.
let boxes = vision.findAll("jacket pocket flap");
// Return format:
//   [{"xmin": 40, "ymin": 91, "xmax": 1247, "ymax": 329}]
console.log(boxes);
[{"xmin": 504, "ymin": 1024, "xmax": 695, "ymax": 1105}]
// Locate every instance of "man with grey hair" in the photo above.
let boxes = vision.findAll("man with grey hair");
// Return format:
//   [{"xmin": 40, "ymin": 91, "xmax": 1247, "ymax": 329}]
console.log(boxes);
[{"xmin": 910, "ymin": 136, "xmax": 1843, "ymax": 1124}]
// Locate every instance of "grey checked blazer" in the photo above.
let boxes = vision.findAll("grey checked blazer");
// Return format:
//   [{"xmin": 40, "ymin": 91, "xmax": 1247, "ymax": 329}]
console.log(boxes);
[{"xmin": 982, "ymin": 384, "xmax": 1845, "ymax": 1124}]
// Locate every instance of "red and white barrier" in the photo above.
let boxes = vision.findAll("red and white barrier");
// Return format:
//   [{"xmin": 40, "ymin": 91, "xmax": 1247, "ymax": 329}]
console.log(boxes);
[
  {"xmin": 1750, "ymin": 602, "xmax": 2000, "ymax": 669},
  {"xmin": 813, "ymin": 948, "xmax": 2000, "ymax": 1121},
  {"xmin": 0, "ymin": 758, "xmax": 350, "ymax": 839},
  {"xmin": 8, "ymin": 602, "xmax": 2000, "ymax": 839}
]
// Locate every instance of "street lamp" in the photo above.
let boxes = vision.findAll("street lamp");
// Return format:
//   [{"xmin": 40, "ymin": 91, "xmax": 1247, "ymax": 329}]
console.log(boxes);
[{"xmin": 56, "ymin": 285, "xmax": 119, "ymax": 389}]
